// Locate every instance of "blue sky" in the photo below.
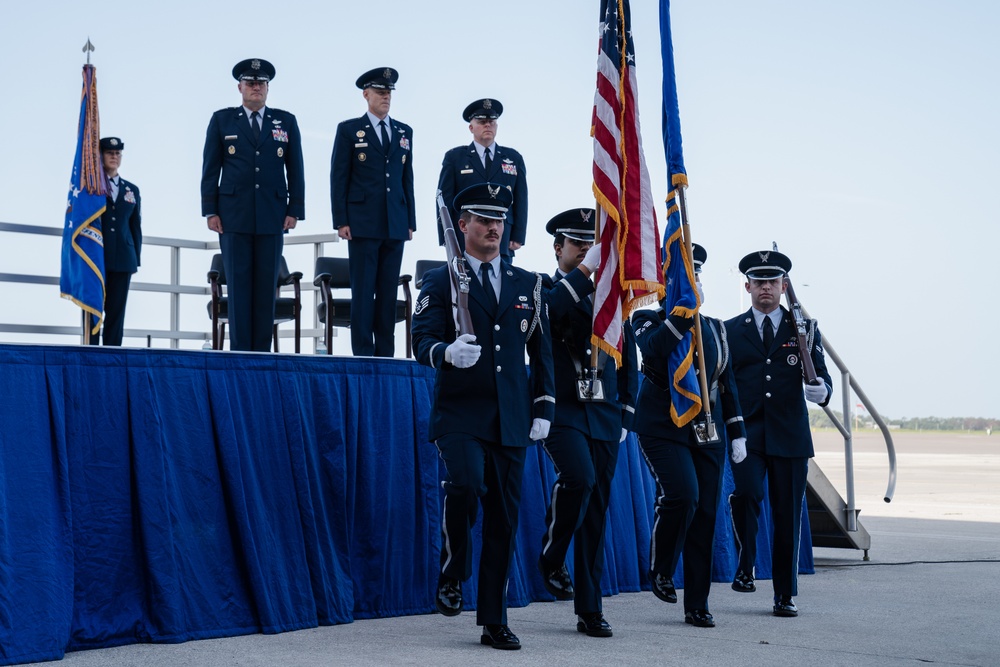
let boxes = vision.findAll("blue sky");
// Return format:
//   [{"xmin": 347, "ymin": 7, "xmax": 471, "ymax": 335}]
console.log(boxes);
[{"xmin": 1, "ymin": 1, "xmax": 998, "ymax": 419}]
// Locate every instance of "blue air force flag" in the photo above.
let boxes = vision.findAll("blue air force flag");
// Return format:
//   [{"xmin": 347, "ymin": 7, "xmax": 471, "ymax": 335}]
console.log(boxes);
[{"xmin": 59, "ymin": 64, "xmax": 106, "ymax": 335}]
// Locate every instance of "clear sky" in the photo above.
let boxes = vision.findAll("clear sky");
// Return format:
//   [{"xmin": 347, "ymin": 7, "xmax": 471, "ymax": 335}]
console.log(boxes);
[{"xmin": 1, "ymin": 1, "xmax": 998, "ymax": 419}]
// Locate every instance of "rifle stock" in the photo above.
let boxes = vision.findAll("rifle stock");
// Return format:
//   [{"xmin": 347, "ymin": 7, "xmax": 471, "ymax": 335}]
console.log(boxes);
[
  {"xmin": 783, "ymin": 277, "xmax": 820, "ymax": 385},
  {"xmin": 436, "ymin": 193, "xmax": 475, "ymax": 337}
]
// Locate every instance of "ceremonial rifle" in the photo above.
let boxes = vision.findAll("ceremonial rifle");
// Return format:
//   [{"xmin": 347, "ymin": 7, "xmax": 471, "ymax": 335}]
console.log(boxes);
[
  {"xmin": 774, "ymin": 242, "xmax": 821, "ymax": 386},
  {"xmin": 436, "ymin": 192, "xmax": 474, "ymax": 337}
]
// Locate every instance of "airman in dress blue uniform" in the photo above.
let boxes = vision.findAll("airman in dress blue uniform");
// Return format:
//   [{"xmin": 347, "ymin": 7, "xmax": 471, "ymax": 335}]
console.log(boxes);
[
  {"xmin": 631, "ymin": 245, "xmax": 747, "ymax": 628},
  {"xmin": 330, "ymin": 67, "xmax": 416, "ymax": 357},
  {"xmin": 436, "ymin": 99, "xmax": 527, "ymax": 261},
  {"xmin": 201, "ymin": 58, "xmax": 305, "ymax": 352},
  {"xmin": 724, "ymin": 250, "xmax": 833, "ymax": 617},
  {"xmin": 412, "ymin": 183, "xmax": 555, "ymax": 650},
  {"xmin": 535, "ymin": 209, "xmax": 637, "ymax": 638},
  {"xmin": 90, "ymin": 136, "xmax": 141, "ymax": 346}
]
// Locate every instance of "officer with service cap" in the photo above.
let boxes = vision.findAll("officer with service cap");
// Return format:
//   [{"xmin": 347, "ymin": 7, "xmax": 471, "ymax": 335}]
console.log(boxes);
[
  {"xmin": 90, "ymin": 136, "xmax": 141, "ymax": 346},
  {"xmin": 331, "ymin": 67, "xmax": 416, "ymax": 357},
  {"xmin": 631, "ymin": 244, "xmax": 747, "ymax": 628},
  {"xmin": 535, "ymin": 208, "xmax": 637, "ymax": 637},
  {"xmin": 724, "ymin": 249, "xmax": 832, "ymax": 617},
  {"xmin": 411, "ymin": 183, "xmax": 554, "ymax": 650},
  {"xmin": 201, "ymin": 57, "xmax": 305, "ymax": 351},
  {"xmin": 436, "ymin": 98, "xmax": 527, "ymax": 261}
]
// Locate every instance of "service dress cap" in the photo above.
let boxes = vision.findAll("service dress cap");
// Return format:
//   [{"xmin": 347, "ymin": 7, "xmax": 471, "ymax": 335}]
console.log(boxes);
[
  {"xmin": 232, "ymin": 58, "xmax": 275, "ymax": 82},
  {"xmin": 545, "ymin": 208, "xmax": 596, "ymax": 243},
  {"xmin": 356, "ymin": 67, "xmax": 399, "ymax": 90},
  {"xmin": 692, "ymin": 243, "xmax": 707, "ymax": 272},
  {"xmin": 463, "ymin": 98, "xmax": 503, "ymax": 122},
  {"xmin": 99, "ymin": 136, "xmax": 124, "ymax": 152},
  {"xmin": 454, "ymin": 182, "xmax": 513, "ymax": 221},
  {"xmin": 738, "ymin": 249, "xmax": 792, "ymax": 279}
]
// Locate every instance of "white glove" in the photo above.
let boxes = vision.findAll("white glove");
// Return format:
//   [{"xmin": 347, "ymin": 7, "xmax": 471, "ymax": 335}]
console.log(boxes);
[
  {"xmin": 620, "ymin": 428, "xmax": 628, "ymax": 444},
  {"xmin": 580, "ymin": 243, "xmax": 602, "ymax": 273},
  {"xmin": 803, "ymin": 381, "xmax": 829, "ymax": 404},
  {"xmin": 445, "ymin": 333, "xmax": 481, "ymax": 369},
  {"xmin": 529, "ymin": 418, "xmax": 551, "ymax": 441},
  {"xmin": 731, "ymin": 437, "xmax": 747, "ymax": 464},
  {"xmin": 695, "ymin": 281, "xmax": 705, "ymax": 304}
]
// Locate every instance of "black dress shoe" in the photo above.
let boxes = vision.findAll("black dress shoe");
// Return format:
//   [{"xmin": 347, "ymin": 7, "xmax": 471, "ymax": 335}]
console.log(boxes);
[
  {"xmin": 649, "ymin": 571, "xmax": 677, "ymax": 603},
  {"xmin": 684, "ymin": 609, "xmax": 716, "ymax": 628},
  {"xmin": 538, "ymin": 556, "xmax": 575, "ymax": 600},
  {"xmin": 481, "ymin": 624, "xmax": 521, "ymax": 650},
  {"xmin": 576, "ymin": 612, "xmax": 613, "ymax": 637},
  {"xmin": 773, "ymin": 595, "xmax": 798, "ymax": 617},
  {"xmin": 731, "ymin": 569, "xmax": 756, "ymax": 593},
  {"xmin": 435, "ymin": 577, "xmax": 462, "ymax": 617}
]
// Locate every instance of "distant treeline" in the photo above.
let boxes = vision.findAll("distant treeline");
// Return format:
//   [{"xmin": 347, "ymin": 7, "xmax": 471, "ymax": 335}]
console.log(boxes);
[{"xmin": 809, "ymin": 410, "xmax": 996, "ymax": 432}]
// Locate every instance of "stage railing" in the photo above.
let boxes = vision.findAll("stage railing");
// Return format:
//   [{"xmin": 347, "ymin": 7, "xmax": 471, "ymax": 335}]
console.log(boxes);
[{"xmin": 0, "ymin": 221, "xmax": 338, "ymax": 350}]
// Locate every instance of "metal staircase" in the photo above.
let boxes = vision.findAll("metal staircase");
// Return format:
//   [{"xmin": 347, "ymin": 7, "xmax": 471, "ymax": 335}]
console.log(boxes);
[{"xmin": 806, "ymin": 336, "xmax": 897, "ymax": 560}]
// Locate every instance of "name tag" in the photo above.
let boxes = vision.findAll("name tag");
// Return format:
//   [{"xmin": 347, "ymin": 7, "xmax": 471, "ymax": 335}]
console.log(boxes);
[
  {"xmin": 224, "ymin": 135, "xmax": 238, "ymax": 140},
  {"xmin": 460, "ymin": 169, "xmax": 474, "ymax": 174},
  {"xmin": 355, "ymin": 142, "xmax": 368, "ymax": 148}
]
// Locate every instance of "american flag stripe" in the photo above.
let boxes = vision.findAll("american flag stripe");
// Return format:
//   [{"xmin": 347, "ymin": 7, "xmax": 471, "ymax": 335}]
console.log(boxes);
[{"xmin": 591, "ymin": 0, "xmax": 664, "ymax": 364}]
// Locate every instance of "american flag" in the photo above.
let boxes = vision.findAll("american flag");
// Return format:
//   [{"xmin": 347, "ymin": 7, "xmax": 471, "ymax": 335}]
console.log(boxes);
[{"xmin": 592, "ymin": 0, "xmax": 663, "ymax": 364}]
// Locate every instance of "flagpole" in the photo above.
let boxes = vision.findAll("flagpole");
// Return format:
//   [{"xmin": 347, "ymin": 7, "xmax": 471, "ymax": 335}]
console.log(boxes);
[
  {"xmin": 676, "ymin": 185, "xmax": 715, "ymax": 434},
  {"xmin": 590, "ymin": 201, "xmax": 601, "ymax": 370}
]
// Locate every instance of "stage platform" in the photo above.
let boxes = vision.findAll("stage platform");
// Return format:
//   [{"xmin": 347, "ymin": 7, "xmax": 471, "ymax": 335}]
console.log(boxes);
[{"xmin": 0, "ymin": 345, "xmax": 811, "ymax": 665}]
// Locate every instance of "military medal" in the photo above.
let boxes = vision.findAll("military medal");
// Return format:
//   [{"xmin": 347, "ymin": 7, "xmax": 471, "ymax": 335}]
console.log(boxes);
[{"xmin": 228, "ymin": 145, "xmax": 236, "ymax": 155}]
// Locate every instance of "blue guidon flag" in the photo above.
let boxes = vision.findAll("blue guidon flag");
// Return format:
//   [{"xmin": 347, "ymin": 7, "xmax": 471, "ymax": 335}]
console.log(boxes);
[
  {"xmin": 60, "ymin": 64, "xmax": 106, "ymax": 336},
  {"xmin": 660, "ymin": 0, "xmax": 702, "ymax": 426}
]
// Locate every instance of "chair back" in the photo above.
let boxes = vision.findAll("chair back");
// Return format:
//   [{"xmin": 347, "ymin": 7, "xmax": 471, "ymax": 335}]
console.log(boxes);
[
  {"xmin": 414, "ymin": 259, "xmax": 447, "ymax": 289},
  {"xmin": 208, "ymin": 253, "xmax": 226, "ymax": 286},
  {"xmin": 315, "ymin": 256, "xmax": 352, "ymax": 290}
]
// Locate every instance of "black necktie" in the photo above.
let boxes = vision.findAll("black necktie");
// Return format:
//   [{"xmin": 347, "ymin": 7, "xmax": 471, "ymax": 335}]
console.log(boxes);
[
  {"xmin": 480, "ymin": 263, "xmax": 497, "ymax": 311},
  {"xmin": 251, "ymin": 111, "xmax": 261, "ymax": 140},
  {"xmin": 379, "ymin": 120, "xmax": 390, "ymax": 153},
  {"xmin": 762, "ymin": 315, "xmax": 774, "ymax": 350},
  {"xmin": 484, "ymin": 146, "xmax": 493, "ymax": 173}
]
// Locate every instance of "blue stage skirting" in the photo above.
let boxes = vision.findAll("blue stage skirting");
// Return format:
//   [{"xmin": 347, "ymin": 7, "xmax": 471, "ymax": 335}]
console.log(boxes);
[{"xmin": 0, "ymin": 345, "xmax": 812, "ymax": 665}]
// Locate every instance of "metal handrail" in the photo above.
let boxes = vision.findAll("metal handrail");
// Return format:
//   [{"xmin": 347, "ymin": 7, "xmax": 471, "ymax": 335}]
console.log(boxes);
[
  {"xmin": 0, "ymin": 221, "xmax": 338, "ymax": 349},
  {"xmin": 820, "ymin": 339, "xmax": 898, "ymax": 509}
]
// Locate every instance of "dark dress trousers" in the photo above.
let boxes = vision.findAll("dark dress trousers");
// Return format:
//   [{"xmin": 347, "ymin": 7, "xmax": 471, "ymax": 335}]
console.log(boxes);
[
  {"xmin": 91, "ymin": 178, "xmax": 142, "ymax": 346},
  {"xmin": 411, "ymin": 259, "xmax": 555, "ymax": 626},
  {"xmin": 539, "ymin": 268, "xmax": 637, "ymax": 616},
  {"xmin": 201, "ymin": 106, "xmax": 305, "ymax": 352},
  {"xmin": 632, "ymin": 308, "xmax": 746, "ymax": 612},
  {"xmin": 330, "ymin": 115, "xmax": 415, "ymax": 357},
  {"xmin": 436, "ymin": 143, "xmax": 526, "ymax": 260},
  {"xmin": 724, "ymin": 306, "xmax": 832, "ymax": 597}
]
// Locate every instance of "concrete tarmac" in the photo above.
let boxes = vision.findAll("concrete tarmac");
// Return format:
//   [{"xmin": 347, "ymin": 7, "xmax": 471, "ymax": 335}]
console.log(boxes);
[{"xmin": 27, "ymin": 430, "xmax": 1000, "ymax": 667}]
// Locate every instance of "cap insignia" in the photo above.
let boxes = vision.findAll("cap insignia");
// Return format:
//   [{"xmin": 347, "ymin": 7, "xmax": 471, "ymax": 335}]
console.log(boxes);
[
  {"xmin": 383, "ymin": 68, "xmax": 391, "ymax": 79},
  {"xmin": 580, "ymin": 209, "xmax": 592, "ymax": 223},
  {"xmin": 759, "ymin": 251, "xmax": 770, "ymax": 262},
  {"xmin": 483, "ymin": 99, "xmax": 492, "ymax": 109},
  {"xmin": 488, "ymin": 184, "xmax": 500, "ymax": 199},
  {"xmin": 251, "ymin": 59, "xmax": 261, "ymax": 70},
  {"xmin": 110, "ymin": 138, "xmax": 119, "ymax": 146}
]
